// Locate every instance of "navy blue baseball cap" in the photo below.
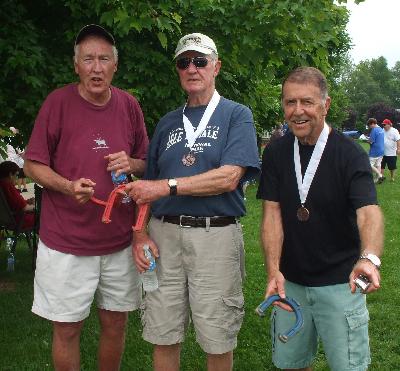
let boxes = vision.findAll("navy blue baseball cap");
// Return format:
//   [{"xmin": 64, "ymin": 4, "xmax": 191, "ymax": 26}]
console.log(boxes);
[{"xmin": 75, "ymin": 24, "xmax": 115, "ymax": 46}]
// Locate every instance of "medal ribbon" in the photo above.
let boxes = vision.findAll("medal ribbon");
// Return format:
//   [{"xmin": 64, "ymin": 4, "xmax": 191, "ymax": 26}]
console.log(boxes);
[
  {"xmin": 182, "ymin": 90, "xmax": 220, "ymax": 150},
  {"xmin": 294, "ymin": 123, "xmax": 329, "ymax": 206}
]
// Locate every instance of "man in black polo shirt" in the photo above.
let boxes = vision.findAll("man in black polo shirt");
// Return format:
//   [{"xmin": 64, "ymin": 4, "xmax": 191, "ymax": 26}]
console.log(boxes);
[{"xmin": 257, "ymin": 67, "xmax": 383, "ymax": 371}]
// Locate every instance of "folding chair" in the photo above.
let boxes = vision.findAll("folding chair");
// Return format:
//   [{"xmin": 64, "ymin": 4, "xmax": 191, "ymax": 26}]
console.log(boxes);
[
  {"xmin": 32, "ymin": 183, "xmax": 42, "ymax": 269},
  {"xmin": 0, "ymin": 188, "xmax": 37, "ymax": 270}
]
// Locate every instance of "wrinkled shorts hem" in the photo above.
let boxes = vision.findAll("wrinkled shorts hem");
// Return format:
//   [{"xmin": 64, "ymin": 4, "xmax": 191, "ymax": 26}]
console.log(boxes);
[
  {"xmin": 97, "ymin": 302, "xmax": 141, "ymax": 312},
  {"xmin": 143, "ymin": 331, "xmax": 184, "ymax": 346},
  {"xmin": 199, "ymin": 339, "xmax": 237, "ymax": 355},
  {"xmin": 32, "ymin": 305, "xmax": 90, "ymax": 323},
  {"xmin": 273, "ymin": 358, "xmax": 314, "ymax": 369}
]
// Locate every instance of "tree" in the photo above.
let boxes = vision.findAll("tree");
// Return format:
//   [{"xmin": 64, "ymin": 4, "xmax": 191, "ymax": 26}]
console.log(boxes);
[
  {"xmin": 367, "ymin": 103, "xmax": 400, "ymax": 127},
  {"xmin": 390, "ymin": 61, "xmax": 400, "ymax": 108},
  {"xmin": 0, "ymin": 0, "xmax": 355, "ymax": 146},
  {"xmin": 341, "ymin": 56, "xmax": 400, "ymax": 128}
]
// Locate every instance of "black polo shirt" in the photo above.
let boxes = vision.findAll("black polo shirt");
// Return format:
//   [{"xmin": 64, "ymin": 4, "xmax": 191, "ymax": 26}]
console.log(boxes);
[{"xmin": 257, "ymin": 129, "xmax": 377, "ymax": 286}]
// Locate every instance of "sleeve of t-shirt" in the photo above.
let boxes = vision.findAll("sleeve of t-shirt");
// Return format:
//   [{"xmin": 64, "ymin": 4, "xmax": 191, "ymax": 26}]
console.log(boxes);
[
  {"xmin": 129, "ymin": 97, "xmax": 149, "ymax": 160},
  {"xmin": 369, "ymin": 128, "xmax": 377, "ymax": 144},
  {"xmin": 256, "ymin": 143, "xmax": 280, "ymax": 202},
  {"xmin": 394, "ymin": 129, "xmax": 400, "ymax": 141},
  {"xmin": 143, "ymin": 122, "xmax": 163, "ymax": 181},
  {"xmin": 219, "ymin": 104, "xmax": 260, "ymax": 182},
  {"xmin": 346, "ymin": 149, "xmax": 378, "ymax": 209},
  {"xmin": 25, "ymin": 94, "xmax": 59, "ymax": 166}
]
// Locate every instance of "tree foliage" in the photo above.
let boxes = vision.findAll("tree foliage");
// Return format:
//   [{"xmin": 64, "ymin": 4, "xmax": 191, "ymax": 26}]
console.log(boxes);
[
  {"xmin": 341, "ymin": 56, "xmax": 400, "ymax": 129},
  {"xmin": 367, "ymin": 103, "xmax": 400, "ymax": 127},
  {"xmin": 1, "ymin": 0, "xmax": 355, "ymax": 151}
]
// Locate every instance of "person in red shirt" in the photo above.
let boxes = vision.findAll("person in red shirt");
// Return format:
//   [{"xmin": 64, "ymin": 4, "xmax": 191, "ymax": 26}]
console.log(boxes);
[{"xmin": 0, "ymin": 161, "xmax": 34, "ymax": 229}]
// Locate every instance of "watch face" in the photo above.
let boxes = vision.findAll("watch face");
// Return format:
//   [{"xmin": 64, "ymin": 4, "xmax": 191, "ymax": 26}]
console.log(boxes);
[{"xmin": 168, "ymin": 179, "xmax": 177, "ymax": 187}]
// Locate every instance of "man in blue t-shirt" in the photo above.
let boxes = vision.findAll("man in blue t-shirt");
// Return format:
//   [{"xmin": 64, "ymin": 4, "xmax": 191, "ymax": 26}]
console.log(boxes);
[
  {"xmin": 367, "ymin": 117, "xmax": 385, "ymax": 183},
  {"xmin": 125, "ymin": 33, "xmax": 259, "ymax": 371}
]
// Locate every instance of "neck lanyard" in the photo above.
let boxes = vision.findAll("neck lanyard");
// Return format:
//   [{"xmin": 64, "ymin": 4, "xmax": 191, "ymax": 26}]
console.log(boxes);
[
  {"xmin": 293, "ymin": 123, "xmax": 329, "ymax": 221},
  {"xmin": 182, "ymin": 90, "xmax": 220, "ymax": 150}
]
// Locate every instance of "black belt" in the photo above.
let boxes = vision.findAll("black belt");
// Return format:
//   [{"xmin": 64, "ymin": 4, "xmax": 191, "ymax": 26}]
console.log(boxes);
[{"xmin": 159, "ymin": 215, "xmax": 237, "ymax": 228}]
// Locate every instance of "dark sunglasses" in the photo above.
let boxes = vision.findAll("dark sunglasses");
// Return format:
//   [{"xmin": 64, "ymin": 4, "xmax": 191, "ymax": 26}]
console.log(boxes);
[{"xmin": 176, "ymin": 56, "xmax": 209, "ymax": 70}]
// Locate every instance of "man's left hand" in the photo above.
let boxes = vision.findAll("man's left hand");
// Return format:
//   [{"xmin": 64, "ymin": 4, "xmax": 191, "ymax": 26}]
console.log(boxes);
[
  {"xmin": 105, "ymin": 151, "xmax": 132, "ymax": 176},
  {"xmin": 349, "ymin": 259, "xmax": 381, "ymax": 294}
]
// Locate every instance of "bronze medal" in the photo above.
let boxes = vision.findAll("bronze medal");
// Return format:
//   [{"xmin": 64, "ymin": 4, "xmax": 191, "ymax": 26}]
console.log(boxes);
[
  {"xmin": 182, "ymin": 151, "xmax": 196, "ymax": 166},
  {"xmin": 296, "ymin": 206, "xmax": 310, "ymax": 222}
]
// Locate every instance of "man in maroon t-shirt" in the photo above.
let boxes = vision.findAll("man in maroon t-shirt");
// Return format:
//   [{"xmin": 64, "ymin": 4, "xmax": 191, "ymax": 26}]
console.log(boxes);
[{"xmin": 24, "ymin": 24, "xmax": 148, "ymax": 370}]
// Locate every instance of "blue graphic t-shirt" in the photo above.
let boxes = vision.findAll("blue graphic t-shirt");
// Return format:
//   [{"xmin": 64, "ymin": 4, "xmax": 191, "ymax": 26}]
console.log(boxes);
[
  {"xmin": 369, "ymin": 126, "xmax": 384, "ymax": 157},
  {"xmin": 145, "ymin": 97, "xmax": 260, "ymax": 217}
]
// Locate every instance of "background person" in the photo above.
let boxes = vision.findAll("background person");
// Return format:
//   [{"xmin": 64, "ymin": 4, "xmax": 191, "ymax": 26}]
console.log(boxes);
[
  {"xmin": 24, "ymin": 24, "xmax": 148, "ymax": 371},
  {"xmin": 6, "ymin": 127, "xmax": 27, "ymax": 192},
  {"xmin": 125, "ymin": 33, "xmax": 260, "ymax": 371},
  {"xmin": 381, "ymin": 118, "xmax": 400, "ymax": 182},
  {"xmin": 0, "ymin": 161, "xmax": 34, "ymax": 229},
  {"xmin": 257, "ymin": 67, "xmax": 383, "ymax": 371},
  {"xmin": 367, "ymin": 117, "xmax": 385, "ymax": 184},
  {"xmin": 269, "ymin": 124, "xmax": 284, "ymax": 142}
]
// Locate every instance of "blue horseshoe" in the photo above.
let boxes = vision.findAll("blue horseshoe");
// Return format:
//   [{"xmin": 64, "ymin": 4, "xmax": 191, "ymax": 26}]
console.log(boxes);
[{"xmin": 255, "ymin": 294, "xmax": 304, "ymax": 343}]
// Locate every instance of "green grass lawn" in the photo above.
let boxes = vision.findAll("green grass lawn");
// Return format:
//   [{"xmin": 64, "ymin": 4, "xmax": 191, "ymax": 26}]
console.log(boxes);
[{"xmin": 1, "ymin": 166, "xmax": 399, "ymax": 370}]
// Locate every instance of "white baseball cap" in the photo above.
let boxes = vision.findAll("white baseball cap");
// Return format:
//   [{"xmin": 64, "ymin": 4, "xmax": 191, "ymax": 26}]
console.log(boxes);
[{"xmin": 174, "ymin": 33, "xmax": 218, "ymax": 58}]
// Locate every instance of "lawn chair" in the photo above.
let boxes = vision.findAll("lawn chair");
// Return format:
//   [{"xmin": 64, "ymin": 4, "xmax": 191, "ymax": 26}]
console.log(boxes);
[
  {"xmin": 32, "ymin": 183, "xmax": 42, "ymax": 269},
  {"xmin": 0, "ymin": 187, "xmax": 38, "ymax": 270}
]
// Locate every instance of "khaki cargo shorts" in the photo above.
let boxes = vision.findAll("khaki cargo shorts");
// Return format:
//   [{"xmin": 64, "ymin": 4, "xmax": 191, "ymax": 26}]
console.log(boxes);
[{"xmin": 142, "ymin": 216, "xmax": 245, "ymax": 354}]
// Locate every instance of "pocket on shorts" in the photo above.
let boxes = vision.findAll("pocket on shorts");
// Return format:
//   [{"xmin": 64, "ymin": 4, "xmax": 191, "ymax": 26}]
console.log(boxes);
[
  {"xmin": 221, "ymin": 292, "xmax": 245, "ymax": 337},
  {"xmin": 35, "ymin": 241, "xmax": 52, "ymax": 273},
  {"xmin": 345, "ymin": 308, "xmax": 370, "ymax": 367}
]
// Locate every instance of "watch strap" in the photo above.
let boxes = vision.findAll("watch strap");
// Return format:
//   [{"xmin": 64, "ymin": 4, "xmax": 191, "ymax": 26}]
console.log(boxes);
[
  {"xmin": 360, "ymin": 253, "xmax": 381, "ymax": 269},
  {"xmin": 168, "ymin": 179, "xmax": 177, "ymax": 196}
]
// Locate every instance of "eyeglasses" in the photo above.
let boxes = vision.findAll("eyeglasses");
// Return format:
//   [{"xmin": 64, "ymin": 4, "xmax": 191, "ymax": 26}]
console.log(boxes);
[{"xmin": 176, "ymin": 56, "xmax": 209, "ymax": 70}]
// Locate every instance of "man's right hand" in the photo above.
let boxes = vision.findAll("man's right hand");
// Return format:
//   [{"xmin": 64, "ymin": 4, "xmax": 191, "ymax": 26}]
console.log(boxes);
[
  {"xmin": 265, "ymin": 271, "xmax": 293, "ymax": 312},
  {"xmin": 132, "ymin": 231, "xmax": 159, "ymax": 273},
  {"xmin": 68, "ymin": 178, "xmax": 96, "ymax": 204}
]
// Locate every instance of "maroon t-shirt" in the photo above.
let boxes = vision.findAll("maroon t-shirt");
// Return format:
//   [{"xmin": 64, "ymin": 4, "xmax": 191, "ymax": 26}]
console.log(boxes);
[
  {"xmin": 0, "ymin": 179, "xmax": 34, "ymax": 229},
  {"xmin": 25, "ymin": 84, "xmax": 148, "ymax": 255}
]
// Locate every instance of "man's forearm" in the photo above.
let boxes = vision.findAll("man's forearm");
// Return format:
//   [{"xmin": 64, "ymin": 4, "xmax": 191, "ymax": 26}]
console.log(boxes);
[
  {"xmin": 261, "ymin": 201, "xmax": 284, "ymax": 277},
  {"xmin": 126, "ymin": 164, "xmax": 247, "ymax": 204},
  {"xmin": 356, "ymin": 204, "xmax": 384, "ymax": 257},
  {"xmin": 24, "ymin": 159, "xmax": 73, "ymax": 195},
  {"xmin": 176, "ymin": 165, "xmax": 246, "ymax": 196},
  {"xmin": 129, "ymin": 158, "xmax": 146, "ymax": 178}
]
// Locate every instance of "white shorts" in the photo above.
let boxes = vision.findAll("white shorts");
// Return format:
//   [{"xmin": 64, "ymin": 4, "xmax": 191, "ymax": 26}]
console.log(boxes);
[
  {"xmin": 369, "ymin": 156, "xmax": 383, "ymax": 169},
  {"xmin": 32, "ymin": 240, "xmax": 142, "ymax": 322}
]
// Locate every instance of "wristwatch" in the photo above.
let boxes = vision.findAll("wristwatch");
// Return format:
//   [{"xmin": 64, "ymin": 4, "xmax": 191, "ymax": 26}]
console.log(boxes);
[
  {"xmin": 359, "ymin": 253, "xmax": 381, "ymax": 269},
  {"xmin": 168, "ymin": 178, "xmax": 178, "ymax": 196}
]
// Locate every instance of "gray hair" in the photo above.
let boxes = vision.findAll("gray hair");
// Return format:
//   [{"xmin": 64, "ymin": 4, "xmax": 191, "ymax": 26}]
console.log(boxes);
[
  {"xmin": 209, "ymin": 52, "xmax": 218, "ymax": 61},
  {"xmin": 73, "ymin": 43, "xmax": 118, "ymax": 63},
  {"xmin": 282, "ymin": 67, "xmax": 328, "ymax": 102}
]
